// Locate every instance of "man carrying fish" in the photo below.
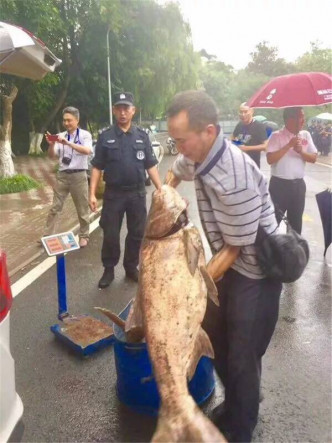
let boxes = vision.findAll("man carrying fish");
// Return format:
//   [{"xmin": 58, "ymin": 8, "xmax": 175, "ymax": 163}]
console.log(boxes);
[{"xmin": 165, "ymin": 90, "xmax": 282, "ymax": 442}]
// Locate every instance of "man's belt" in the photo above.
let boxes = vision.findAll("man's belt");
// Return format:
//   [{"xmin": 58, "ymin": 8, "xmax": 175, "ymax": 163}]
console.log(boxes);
[
  {"xmin": 108, "ymin": 183, "xmax": 145, "ymax": 191},
  {"xmin": 272, "ymin": 176, "xmax": 304, "ymax": 183},
  {"xmin": 62, "ymin": 169, "xmax": 86, "ymax": 174}
]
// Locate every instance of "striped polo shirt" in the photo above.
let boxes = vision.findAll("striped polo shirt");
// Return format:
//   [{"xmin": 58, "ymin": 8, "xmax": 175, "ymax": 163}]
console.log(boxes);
[{"xmin": 172, "ymin": 130, "xmax": 278, "ymax": 279}]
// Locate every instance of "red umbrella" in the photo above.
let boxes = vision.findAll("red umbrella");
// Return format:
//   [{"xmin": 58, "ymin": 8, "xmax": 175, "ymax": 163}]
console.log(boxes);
[{"xmin": 247, "ymin": 72, "xmax": 332, "ymax": 109}]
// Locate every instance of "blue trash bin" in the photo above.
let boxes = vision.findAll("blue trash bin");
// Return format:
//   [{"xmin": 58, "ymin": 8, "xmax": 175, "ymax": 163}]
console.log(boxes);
[{"xmin": 113, "ymin": 300, "xmax": 215, "ymax": 416}]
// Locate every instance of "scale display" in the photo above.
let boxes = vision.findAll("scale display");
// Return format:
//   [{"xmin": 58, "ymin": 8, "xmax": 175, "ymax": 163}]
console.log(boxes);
[{"xmin": 41, "ymin": 232, "xmax": 79, "ymax": 256}]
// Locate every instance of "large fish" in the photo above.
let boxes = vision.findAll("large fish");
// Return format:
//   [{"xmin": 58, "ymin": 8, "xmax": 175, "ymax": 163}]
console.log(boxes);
[{"xmin": 97, "ymin": 185, "xmax": 226, "ymax": 442}]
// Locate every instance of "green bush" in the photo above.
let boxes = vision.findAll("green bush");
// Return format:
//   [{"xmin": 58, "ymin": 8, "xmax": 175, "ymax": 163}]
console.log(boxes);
[{"xmin": 0, "ymin": 174, "xmax": 42, "ymax": 194}]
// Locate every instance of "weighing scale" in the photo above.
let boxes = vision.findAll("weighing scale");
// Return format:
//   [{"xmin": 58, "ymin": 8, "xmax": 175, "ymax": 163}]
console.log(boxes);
[{"xmin": 42, "ymin": 232, "xmax": 114, "ymax": 356}]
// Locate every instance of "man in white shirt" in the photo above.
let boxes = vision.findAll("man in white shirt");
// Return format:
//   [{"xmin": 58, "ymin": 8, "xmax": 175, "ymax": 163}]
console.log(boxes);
[
  {"xmin": 44, "ymin": 106, "xmax": 93, "ymax": 247},
  {"xmin": 267, "ymin": 107, "xmax": 317, "ymax": 234}
]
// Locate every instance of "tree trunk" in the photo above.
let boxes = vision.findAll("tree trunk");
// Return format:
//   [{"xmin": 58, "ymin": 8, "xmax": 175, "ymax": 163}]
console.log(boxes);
[
  {"xmin": 28, "ymin": 132, "xmax": 44, "ymax": 155},
  {"xmin": 40, "ymin": 74, "xmax": 70, "ymax": 134},
  {"xmin": 0, "ymin": 86, "xmax": 18, "ymax": 178}
]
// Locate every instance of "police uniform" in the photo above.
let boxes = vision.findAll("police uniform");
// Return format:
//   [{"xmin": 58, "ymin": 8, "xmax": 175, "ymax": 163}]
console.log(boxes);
[{"xmin": 92, "ymin": 98, "xmax": 158, "ymax": 275}]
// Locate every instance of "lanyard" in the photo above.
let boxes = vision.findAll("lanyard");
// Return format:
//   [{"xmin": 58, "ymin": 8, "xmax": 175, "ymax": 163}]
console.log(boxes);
[
  {"xmin": 62, "ymin": 128, "xmax": 80, "ymax": 159},
  {"xmin": 67, "ymin": 128, "xmax": 80, "ymax": 143}
]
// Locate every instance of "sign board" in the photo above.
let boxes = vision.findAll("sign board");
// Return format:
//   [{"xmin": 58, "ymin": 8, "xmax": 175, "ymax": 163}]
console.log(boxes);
[{"xmin": 41, "ymin": 232, "xmax": 79, "ymax": 256}]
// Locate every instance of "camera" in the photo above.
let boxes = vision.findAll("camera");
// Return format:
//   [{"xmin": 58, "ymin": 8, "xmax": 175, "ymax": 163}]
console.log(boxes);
[{"xmin": 62, "ymin": 156, "xmax": 72, "ymax": 165}]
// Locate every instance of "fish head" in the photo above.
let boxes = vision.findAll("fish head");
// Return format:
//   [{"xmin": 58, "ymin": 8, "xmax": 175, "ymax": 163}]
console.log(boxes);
[{"xmin": 145, "ymin": 185, "xmax": 188, "ymax": 238}]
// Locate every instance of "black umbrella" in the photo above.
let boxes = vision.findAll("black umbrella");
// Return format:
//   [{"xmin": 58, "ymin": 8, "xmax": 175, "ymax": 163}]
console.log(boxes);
[{"xmin": 315, "ymin": 189, "xmax": 332, "ymax": 256}]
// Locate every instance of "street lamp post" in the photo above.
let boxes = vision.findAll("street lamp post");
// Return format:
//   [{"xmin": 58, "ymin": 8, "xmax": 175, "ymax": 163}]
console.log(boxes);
[{"xmin": 106, "ymin": 26, "xmax": 113, "ymax": 126}]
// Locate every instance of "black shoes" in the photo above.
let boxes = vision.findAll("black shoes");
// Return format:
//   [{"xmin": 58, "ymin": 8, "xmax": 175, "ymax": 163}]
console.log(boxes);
[
  {"xmin": 125, "ymin": 268, "xmax": 139, "ymax": 282},
  {"xmin": 98, "ymin": 267, "xmax": 114, "ymax": 288}
]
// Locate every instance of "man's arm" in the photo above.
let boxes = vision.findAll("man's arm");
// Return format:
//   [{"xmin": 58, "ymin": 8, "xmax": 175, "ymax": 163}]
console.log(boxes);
[
  {"xmin": 147, "ymin": 166, "xmax": 162, "ymax": 190},
  {"xmin": 89, "ymin": 167, "xmax": 102, "ymax": 212},
  {"xmin": 206, "ymin": 244, "xmax": 241, "ymax": 281},
  {"xmin": 57, "ymin": 134, "xmax": 92, "ymax": 155},
  {"xmin": 266, "ymin": 136, "xmax": 297, "ymax": 165},
  {"xmin": 241, "ymin": 140, "xmax": 267, "ymax": 153}
]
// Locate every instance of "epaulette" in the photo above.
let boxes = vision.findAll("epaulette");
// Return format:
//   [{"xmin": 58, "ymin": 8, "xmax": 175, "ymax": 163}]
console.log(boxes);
[
  {"xmin": 137, "ymin": 126, "xmax": 150, "ymax": 135},
  {"xmin": 98, "ymin": 126, "xmax": 111, "ymax": 135}
]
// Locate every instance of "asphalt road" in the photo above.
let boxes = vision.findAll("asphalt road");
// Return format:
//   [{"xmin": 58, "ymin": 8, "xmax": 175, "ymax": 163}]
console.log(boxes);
[{"xmin": 10, "ymin": 150, "xmax": 331, "ymax": 442}]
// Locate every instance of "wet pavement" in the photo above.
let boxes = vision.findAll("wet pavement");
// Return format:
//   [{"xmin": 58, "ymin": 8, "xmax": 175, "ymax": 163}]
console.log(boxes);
[{"xmin": 3, "ymin": 143, "xmax": 332, "ymax": 442}]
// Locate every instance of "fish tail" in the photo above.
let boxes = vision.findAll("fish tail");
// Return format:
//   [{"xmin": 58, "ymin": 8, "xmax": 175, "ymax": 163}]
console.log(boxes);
[
  {"xmin": 94, "ymin": 307, "xmax": 125, "ymax": 330},
  {"xmin": 151, "ymin": 402, "xmax": 227, "ymax": 443}
]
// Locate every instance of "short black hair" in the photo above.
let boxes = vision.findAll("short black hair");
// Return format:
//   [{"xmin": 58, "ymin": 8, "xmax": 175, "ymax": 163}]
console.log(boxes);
[
  {"xmin": 167, "ymin": 90, "xmax": 219, "ymax": 131},
  {"xmin": 283, "ymin": 107, "xmax": 302, "ymax": 123}
]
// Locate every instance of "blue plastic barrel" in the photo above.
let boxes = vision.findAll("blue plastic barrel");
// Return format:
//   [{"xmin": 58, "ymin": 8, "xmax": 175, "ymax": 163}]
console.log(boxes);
[{"xmin": 113, "ymin": 300, "xmax": 215, "ymax": 416}]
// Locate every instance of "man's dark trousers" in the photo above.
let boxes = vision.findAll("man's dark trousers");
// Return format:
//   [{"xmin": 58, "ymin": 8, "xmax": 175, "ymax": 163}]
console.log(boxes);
[
  {"xmin": 203, "ymin": 269, "xmax": 282, "ymax": 442},
  {"xmin": 100, "ymin": 188, "xmax": 147, "ymax": 272},
  {"xmin": 269, "ymin": 176, "xmax": 306, "ymax": 234}
]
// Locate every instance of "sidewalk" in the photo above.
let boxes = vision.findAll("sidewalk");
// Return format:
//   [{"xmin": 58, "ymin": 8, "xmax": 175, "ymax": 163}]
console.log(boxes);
[{"xmin": 0, "ymin": 156, "xmax": 101, "ymax": 277}]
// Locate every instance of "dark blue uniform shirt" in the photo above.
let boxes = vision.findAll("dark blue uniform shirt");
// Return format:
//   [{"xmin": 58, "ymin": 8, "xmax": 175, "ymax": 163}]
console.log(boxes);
[{"xmin": 91, "ymin": 124, "xmax": 158, "ymax": 187}]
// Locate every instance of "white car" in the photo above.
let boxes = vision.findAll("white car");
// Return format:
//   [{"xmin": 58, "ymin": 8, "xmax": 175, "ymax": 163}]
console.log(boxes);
[
  {"xmin": 0, "ymin": 251, "xmax": 23, "ymax": 442},
  {"xmin": 0, "ymin": 21, "xmax": 61, "ymax": 442}
]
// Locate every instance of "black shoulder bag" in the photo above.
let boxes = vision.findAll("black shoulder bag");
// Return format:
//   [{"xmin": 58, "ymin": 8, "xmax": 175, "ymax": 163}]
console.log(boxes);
[{"xmin": 255, "ymin": 215, "xmax": 310, "ymax": 283}]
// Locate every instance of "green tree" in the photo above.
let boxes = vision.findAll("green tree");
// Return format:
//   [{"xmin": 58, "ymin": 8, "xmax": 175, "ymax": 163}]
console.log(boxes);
[
  {"xmin": 200, "ymin": 59, "xmax": 235, "ymax": 118},
  {"xmin": 295, "ymin": 42, "xmax": 332, "ymax": 73},
  {"xmin": 247, "ymin": 41, "xmax": 294, "ymax": 77}
]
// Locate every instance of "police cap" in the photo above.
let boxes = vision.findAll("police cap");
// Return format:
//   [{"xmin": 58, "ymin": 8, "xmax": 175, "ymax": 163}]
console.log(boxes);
[{"xmin": 113, "ymin": 92, "xmax": 134, "ymax": 106}]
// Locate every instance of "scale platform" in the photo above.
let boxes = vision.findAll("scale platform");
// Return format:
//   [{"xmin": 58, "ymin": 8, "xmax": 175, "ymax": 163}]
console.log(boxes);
[
  {"xmin": 41, "ymin": 232, "xmax": 115, "ymax": 356},
  {"xmin": 51, "ymin": 314, "xmax": 114, "ymax": 356}
]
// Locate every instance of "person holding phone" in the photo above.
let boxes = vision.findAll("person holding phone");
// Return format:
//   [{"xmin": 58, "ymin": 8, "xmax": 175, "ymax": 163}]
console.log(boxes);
[
  {"xmin": 267, "ymin": 107, "xmax": 317, "ymax": 234},
  {"xmin": 43, "ymin": 106, "xmax": 93, "ymax": 248}
]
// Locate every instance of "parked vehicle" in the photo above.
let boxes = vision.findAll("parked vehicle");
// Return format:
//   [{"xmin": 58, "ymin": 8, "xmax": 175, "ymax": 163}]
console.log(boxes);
[
  {"xmin": 0, "ymin": 20, "xmax": 61, "ymax": 442},
  {"xmin": 166, "ymin": 136, "xmax": 178, "ymax": 155}
]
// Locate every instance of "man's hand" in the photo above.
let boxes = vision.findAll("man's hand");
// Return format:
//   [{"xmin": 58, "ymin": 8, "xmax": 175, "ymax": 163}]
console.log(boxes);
[
  {"xmin": 45, "ymin": 131, "xmax": 56, "ymax": 145},
  {"xmin": 89, "ymin": 195, "xmax": 98, "ymax": 212},
  {"xmin": 293, "ymin": 136, "xmax": 303, "ymax": 154},
  {"xmin": 57, "ymin": 134, "xmax": 68, "ymax": 145}
]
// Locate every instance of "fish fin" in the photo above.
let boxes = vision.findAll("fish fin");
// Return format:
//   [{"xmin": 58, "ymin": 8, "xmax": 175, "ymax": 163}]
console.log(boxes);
[
  {"xmin": 187, "ymin": 327, "xmax": 215, "ymax": 381},
  {"xmin": 152, "ymin": 402, "xmax": 226, "ymax": 442},
  {"xmin": 125, "ymin": 294, "xmax": 145, "ymax": 343},
  {"xmin": 184, "ymin": 229, "xmax": 200, "ymax": 276},
  {"xmin": 94, "ymin": 307, "xmax": 125, "ymax": 330},
  {"xmin": 200, "ymin": 265, "xmax": 219, "ymax": 306}
]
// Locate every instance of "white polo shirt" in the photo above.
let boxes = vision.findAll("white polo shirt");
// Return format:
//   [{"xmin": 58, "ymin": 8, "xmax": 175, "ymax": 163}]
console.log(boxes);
[
  {"xmin": 54, "ymin": 128, "xmax": 92, "ymax": 171},
  {"xmin": 267, "ymin": 127, "xmax": 317, "ymax": 180}
]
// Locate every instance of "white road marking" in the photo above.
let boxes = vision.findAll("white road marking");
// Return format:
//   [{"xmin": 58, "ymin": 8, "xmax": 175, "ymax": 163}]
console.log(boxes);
[
  {"xmin": 316, "ymin": 161, "xmax": 332, "ymax": 169},
  {"xmin": 11, "ymin": 216, "xmax": 101, "ymax": 298}
]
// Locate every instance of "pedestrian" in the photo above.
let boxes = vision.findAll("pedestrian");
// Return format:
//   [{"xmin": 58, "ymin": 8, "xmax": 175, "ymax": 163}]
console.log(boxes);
[
  {"xmin": 44, "ymin": 106, "xmax": 92, "ymax": 248},
  {"xmin": 232, "ymin": 102, "xmax": 268, "ymax": 168},
  {"xmin": 267, "ymin": 107, "xmax": 317, "ymax": 234},
  {"xmin": 89, "ymin": 92, "xmax": 162, "ymax": 288},
  {"xmin": 165, "ymin": 90, "xmax": 282, "ymax": 442}
]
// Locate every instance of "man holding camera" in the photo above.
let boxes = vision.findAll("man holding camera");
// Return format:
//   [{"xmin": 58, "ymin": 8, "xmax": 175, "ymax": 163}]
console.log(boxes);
[{"xmin": 44, "ymin": 106, "xmax": 93, "ymax": 248}]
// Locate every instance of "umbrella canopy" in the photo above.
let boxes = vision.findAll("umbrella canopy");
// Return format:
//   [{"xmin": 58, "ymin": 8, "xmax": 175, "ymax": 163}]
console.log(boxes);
[
  {"xmin": 315, "ymin": 112, "xmax": 332, "ymax": 121},
  {"xmin": 0, "ymin": 21, "xmax": 61, "ymax": 80},
  {"xmin": 247, "ymin": 72, "xmax": 332, "ymax": 109},
  {"xmin": 315, "ymin": 189, "xmax": 332, "ymax": 256},
  {"xmin": 253, "ymin": 115, "xmax": 267, "ymax": 122}
]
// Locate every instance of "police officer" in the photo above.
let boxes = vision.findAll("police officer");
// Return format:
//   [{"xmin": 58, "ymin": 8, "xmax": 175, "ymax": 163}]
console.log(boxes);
[{"xmin": 89, "ymin": 92, "xmax": 162, "ymax": 288}]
